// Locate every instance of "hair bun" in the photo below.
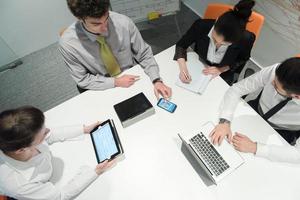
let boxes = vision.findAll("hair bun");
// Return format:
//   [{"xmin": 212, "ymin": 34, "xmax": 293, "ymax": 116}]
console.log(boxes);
[{"xmin": 233, "ymin": 0, "xmax": 255, "ymax": 21}]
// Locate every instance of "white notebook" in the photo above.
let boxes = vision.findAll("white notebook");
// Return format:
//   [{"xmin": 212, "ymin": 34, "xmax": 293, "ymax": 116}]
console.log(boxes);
[{"xmin": 175, "ymin": 52, "xmax": 212, "ymax": 94}]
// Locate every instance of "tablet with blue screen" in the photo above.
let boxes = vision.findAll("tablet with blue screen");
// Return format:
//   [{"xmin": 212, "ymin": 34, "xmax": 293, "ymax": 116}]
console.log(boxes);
[{"xmin": 90, "ymin": 120, "xmax": 123, "ymax": 163}]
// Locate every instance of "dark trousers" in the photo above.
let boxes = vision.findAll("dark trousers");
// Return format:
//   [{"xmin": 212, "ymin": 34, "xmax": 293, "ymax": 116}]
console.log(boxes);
[{"xmin": 247, "ymin": 94, "xmax": 300, "ymax": 145}]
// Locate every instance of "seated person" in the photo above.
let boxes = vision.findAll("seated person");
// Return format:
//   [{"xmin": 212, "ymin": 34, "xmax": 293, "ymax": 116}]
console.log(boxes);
[
  {"xmin": 210, "ymin": 57, "xmax": 300, "ymax": 163},
  {"xmin": 0, "ymin": 106, "xmax": 115, "ymax": 199},
  {"xmin": 174, "ymin": 0, "xmax": 256, "ymax": 85},
  {"xmin": 59, "ymin": 0, "xmax": 171, "ymax": 99}
]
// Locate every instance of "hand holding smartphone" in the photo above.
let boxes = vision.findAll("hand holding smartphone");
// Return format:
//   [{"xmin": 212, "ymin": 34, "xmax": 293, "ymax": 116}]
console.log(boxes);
[{"xmin": 157, "ymin": 98, "xmax": 177, "ymax": 113}]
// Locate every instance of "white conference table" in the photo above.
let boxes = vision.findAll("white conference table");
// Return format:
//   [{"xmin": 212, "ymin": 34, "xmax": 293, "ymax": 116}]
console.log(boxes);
[{"xmin": 46, "ymin": 46, "xmax": 300, "ymax": 200}]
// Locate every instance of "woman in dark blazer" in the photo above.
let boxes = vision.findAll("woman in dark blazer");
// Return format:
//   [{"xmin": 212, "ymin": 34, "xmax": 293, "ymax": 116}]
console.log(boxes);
[{"xmin": 174, "ymin": 0, "xmax": 256, "ymax": 85}]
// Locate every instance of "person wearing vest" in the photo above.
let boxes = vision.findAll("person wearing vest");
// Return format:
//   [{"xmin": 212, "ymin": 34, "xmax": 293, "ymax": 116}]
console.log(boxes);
[{"xmin": 210, "ymin": 57, "xmax": 300, "ymax": 163}]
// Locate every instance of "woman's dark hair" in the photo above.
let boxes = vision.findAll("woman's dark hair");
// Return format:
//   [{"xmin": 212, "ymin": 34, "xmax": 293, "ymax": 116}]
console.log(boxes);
[
  {"xmin": 67, "ymin": 0, "xmax": 110, "ymax": 19},
  {"xmin": 0, "ymin": 106, "xmax": 45, "ymax": 152},
  {"xmin": 276, "ymin": 57, "xmax": 300, "ymax": 94},
  {"xmin": 214, "ymin": 0, "xmax": 255, "ymax": 43}
]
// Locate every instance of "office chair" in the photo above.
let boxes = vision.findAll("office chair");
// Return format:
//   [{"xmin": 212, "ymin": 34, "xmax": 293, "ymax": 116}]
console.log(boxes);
[
  {"xmin": 0, "ymin": 196, "xmax": 7, "ymax": 200},
  {"xmin": 244, "ymin": 67, "xmax": 255, "ymax": 78},
  {"xmin": 0, "ymin": 195, "xmax": 19, "ymax": 200}
]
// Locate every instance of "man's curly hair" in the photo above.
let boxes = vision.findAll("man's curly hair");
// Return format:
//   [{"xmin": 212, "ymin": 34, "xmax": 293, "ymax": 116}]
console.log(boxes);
[{"xmin": 67, "ymin": 0, "xmax": 110, "ymax": 19}]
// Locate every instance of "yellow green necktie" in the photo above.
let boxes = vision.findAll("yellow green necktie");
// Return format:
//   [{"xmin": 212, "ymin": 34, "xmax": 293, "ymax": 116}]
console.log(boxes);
[{"xmin": 97, "ymin": 36, "xmax": 121, "ymax": 77}]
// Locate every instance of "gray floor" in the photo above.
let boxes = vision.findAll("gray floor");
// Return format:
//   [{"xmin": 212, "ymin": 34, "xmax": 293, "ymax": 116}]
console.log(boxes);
[{"xmin": 0, "ymin": 3, "xmax": 199, "ymax": 112}]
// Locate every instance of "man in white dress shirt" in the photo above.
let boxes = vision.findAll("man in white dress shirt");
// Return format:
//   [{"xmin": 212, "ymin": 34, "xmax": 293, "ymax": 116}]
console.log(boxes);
[
  {"xmin": 210, "ymin": 57, "xmax": 300, "ymax": 163},
  {"xmin": 0, "ymin": 106, "xmax": 115, "ymax": 199}
]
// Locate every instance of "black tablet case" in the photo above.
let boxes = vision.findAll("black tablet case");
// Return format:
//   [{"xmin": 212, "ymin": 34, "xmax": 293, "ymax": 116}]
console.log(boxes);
[{"xmin": 113, "ymin": 92, "xmax": 155, "ymax": 127}]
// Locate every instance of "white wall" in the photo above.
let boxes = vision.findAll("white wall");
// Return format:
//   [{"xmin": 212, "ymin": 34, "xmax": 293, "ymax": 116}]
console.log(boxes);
[
  {"xmin": 0, "ymin": 0, "xmax": 75, "ymax": 58},
  {"xmin": 0, "ymin": 37, "xmax": 17, "ymax": 67}
]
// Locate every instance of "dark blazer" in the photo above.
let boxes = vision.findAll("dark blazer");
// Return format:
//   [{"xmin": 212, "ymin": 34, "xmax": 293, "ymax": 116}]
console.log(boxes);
[{"xmin": 174, "ymin": 18, "xmax": 255, "ymax": 75}]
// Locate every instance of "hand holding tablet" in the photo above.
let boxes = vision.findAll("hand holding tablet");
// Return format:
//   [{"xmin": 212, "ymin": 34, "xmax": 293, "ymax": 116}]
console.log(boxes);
[
  {"xmin": 94, "ymin": 159, "xmax": 116, "ymax": 175},
  {"xmin": 90, "ymin": 119, "xmax": 124, "ymax": 163}
]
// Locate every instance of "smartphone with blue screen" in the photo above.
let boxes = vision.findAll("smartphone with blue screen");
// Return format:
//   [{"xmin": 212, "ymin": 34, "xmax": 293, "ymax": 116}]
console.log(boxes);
[{"xmin": 157, "ymin": 98, "xmax": 177, "ymax": 113}]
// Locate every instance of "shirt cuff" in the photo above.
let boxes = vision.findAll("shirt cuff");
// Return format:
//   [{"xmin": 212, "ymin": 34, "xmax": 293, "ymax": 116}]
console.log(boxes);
[
  {"xmin": 219, "ymin": 111, "xmax": 234, "ymax": 122},
  {"xmin": 146, "ymin": 69, "xmax": 160, "ymax": 82},
  {"xmin": 79, "ymin": 165, "xmax": 99, "ymax": 181},
  {"xmin": 60, "ymin": 125, "xmax": 84, "ymax": 140},
  {"xmin": 105, "ymin": 77, "xmax": 115, "ymax": 89},
  {"xmin": 255, "ymin": 142, "xmax": 269, "ymax": 158},
  {"xmin": 173, "ymin": 46, "xmax": 187, "ymax": 61},
  {"xmin": 62, "ymin": 166, "xmax": 99, "ymax": 199}
]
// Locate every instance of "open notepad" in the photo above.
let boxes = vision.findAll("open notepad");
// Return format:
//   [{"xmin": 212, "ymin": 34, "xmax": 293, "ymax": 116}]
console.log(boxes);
[{"xmin": 175, "ymin": 52, "xmax": 212, "ymax": 94}]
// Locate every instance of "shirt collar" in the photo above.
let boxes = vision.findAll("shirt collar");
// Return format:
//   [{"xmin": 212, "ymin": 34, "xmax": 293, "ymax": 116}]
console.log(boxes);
[
  {"xmin": 80, "ymin": 19, "xmax": 110, "ymax": 42},
  {"xmin": 80, "ymin": 22, "xmax": 99, "ymax": 42}
]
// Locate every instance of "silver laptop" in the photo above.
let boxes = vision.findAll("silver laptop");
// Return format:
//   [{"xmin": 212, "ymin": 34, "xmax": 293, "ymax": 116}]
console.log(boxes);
[{"xmin": 178, "ymin": 122, "xmax": 244, "ymax": 184}]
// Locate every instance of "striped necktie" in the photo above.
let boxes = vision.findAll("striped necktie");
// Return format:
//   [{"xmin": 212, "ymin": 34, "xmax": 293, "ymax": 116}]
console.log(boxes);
[{"xmin": 97, "ymin": 36, "xmax": 121, "ymax": 77}]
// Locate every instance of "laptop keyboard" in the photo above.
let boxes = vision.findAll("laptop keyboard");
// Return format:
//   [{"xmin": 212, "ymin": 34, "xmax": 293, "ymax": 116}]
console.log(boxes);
[{"xmin": 189, "ymin": 132, "xmax": 230, "ymax": 176}]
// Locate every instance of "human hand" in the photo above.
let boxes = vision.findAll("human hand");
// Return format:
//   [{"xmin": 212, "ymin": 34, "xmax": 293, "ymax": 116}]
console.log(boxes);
[
  {"xmin": 153, "ymin": 81, "xmax": 172, "ymax": 100},
  {"xmin": 232, "ymin": 133, "xmax": 257, "ymax": 154},
  {"xmin": 209, "ymin": 123, "xmax": 232, "ymax": 145},
  {"xmin": 115, "ymin": 74, "xmax": 140, "ymax": 88},
  {"xmin": 202, "ymin": 66, "xmax": 222, "ymax": 78},
  {"xmin": 83, "ymin": 121, "xmax": 101, "ymax": 134},
  {"xmin": 95, "ymin": 159, "xmax": 116, "ymax": 175},
  {"xmin": 179, "ymin": 68, "xmax": 192, "ymax": 83}
]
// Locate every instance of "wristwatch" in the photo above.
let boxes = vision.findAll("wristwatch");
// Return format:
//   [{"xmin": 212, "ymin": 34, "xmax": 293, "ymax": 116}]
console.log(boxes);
[
  {"xmin": 152, "ymin": 78, "xmax": 163, "ymax": 84},
  {"xmin": 219, "ymin": 118, "xmax": 231, "ymax": 124}
]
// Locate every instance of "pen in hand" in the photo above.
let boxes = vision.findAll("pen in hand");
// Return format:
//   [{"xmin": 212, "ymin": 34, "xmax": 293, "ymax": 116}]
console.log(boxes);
[{"xmin": 182, "ymin": 70, "xmax": 191, "ymax": 82}]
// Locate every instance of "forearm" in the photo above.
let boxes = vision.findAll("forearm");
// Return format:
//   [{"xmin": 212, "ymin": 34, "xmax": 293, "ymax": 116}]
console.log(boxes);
[
  {"xmin": 74, "ymin": 73, "xmax": 115, "ymax": 90},
  {"xmin": 141, "ymin": 56, "xmax": 160, "ymax": 82},
  {"xmin": 219, "ymin": 65, "xmax": 230, "ymax": 73},
  {"xmin": 11, "ymin": 166, "xmax": 97, "ymax": 200},
  {"xmin": 173, "ymin": 19, "xmax": 199, "ymax": 60},
  {"xmin": 129, "ymin": 22, "xmax": 160, "ymax": 81},
  {"xmin": 177, "ymin": 58, "xmax": 188, "ymax": 71},
  {"xmin": 256, "ymin": 143, "xmax": 300, "ymax": 163},
  {"xmin": 174, "ymin": 46, "xmax": 187, "ymax": 61},
  {"xmin": 61, "ymin": 166, "xmax": 98, "ymax": 199},
  {"xmin": 219, "ymin": 87, "xmax": 244, "ymax": 121},
  {"xmin": 219, "ymin": 67, "xmax": 271, "ymax": 120},
  {"xmin": 46, "ymin": 125, "xmax": 84, "ymax": 145}
]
